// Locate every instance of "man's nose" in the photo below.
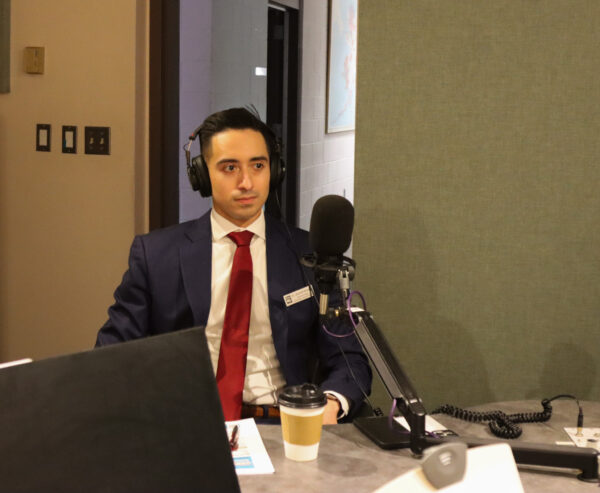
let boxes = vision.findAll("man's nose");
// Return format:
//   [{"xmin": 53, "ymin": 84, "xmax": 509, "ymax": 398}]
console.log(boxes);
[{"xmin": 238, "ymin": 167, "xmax": 253, "ymax": 190}]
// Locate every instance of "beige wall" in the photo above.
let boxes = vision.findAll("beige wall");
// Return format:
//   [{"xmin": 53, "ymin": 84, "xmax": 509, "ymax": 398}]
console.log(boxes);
[{"xmin": 0, "ymin": 0, "xmax": 148, "ymax": 361}]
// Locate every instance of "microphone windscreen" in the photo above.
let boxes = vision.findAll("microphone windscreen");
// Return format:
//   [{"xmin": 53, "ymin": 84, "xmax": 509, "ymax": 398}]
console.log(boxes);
[{"xmin": 309, "ymin": 195, "xmax": 354, "ymax": 256}]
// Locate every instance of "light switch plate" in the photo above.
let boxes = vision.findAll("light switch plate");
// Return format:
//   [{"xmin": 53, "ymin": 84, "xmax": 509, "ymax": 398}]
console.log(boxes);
[
  {"xmin": 62, "ymin": 126, "xmax": 77, "ymax": 154},
  {"xmin": 36, "ymin": 124, "xmax": 51, "ymax": 152},
  {"xmin": 84, "ymin": 126, "xmax": 110, "ymax": 155}
]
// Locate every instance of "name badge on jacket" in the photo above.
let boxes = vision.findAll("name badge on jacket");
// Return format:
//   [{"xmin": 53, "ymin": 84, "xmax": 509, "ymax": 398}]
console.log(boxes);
[{"xmin": 283, "ymin": 285, "xmax": 314, "ymax": 307}]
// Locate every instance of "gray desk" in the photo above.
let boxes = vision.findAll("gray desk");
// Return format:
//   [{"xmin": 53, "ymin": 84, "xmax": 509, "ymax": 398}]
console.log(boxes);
[{"xmin": 239, "ymin": 400, "xmax": 599, "ymax": 492}]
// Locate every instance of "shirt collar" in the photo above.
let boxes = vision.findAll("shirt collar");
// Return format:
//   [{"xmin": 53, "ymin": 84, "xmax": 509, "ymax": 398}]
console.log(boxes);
[{"xmin": 210, "ymin": 208, "xmax": 266, "ymax": 242}]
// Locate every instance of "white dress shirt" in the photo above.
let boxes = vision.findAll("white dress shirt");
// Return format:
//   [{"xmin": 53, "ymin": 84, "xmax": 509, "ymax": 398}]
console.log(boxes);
[
  {"xmin": 205, "ymin": 209, "xmax": 284, "ymax": 405},
  {"xmin": 205, "ymin": 209, "xmax": 349, "ymax": 416}
]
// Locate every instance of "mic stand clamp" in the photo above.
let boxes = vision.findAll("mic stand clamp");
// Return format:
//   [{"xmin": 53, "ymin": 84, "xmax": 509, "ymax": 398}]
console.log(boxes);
[{"xmin": 301, "ymin": 254, "xmax": 355, "ymax": 316}]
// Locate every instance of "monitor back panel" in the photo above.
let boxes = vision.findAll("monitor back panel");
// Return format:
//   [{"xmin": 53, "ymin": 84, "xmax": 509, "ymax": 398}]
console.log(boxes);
[{"xmin": 0, "ymin": 327, "xmax": 240, "ymax": 493}]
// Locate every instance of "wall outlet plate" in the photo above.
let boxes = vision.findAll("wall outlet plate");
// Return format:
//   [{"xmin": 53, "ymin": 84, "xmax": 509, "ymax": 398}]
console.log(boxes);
[{"xmin": 25, "ymin": 47, "xmax": 45, "ymax": 74}]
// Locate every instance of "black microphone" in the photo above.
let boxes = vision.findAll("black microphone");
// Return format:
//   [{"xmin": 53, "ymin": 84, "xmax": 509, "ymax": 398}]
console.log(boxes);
[
  {"xmin": 303, "ymin": 195, "xmax": 355, "ymax": 317},
  {"xmin": 309, "ymin": 194, "xmax": 354, "ymax": 259}
]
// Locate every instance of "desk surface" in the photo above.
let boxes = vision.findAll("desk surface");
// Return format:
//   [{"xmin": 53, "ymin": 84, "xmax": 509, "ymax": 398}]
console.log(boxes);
[{"xmin": 239, "ymin": 400, "xmax": 599, "ymax": 492}]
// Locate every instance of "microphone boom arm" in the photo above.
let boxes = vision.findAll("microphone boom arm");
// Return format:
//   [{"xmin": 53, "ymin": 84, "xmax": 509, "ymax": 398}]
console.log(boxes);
[{"xmin": 352, "ymin": 311, "xmax": 427, "ymax": 455}]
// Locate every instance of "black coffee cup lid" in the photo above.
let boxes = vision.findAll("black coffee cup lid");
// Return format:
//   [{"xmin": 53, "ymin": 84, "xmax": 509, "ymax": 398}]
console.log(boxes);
[{"xmin": 277, "ymin": 383, "xmax": 327, "ymax": 409}]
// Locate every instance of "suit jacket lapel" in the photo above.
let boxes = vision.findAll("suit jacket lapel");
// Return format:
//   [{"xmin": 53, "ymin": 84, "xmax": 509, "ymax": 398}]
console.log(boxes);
[
  {"xmin": 180, "ymin": 211, "xmax": 212, "ymax": 327},
  {"xmin": 266, "ymin": 215, "xmax": 290, "ymax": 372}
]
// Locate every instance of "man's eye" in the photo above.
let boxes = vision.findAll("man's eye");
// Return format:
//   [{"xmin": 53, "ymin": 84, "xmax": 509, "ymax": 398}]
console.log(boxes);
[
  {"xmin": 224, "ymin": 164, "xmax": 236, "ymax": 172},
  {"xmin": 254, "ymin": 162, "xmax": 265, "ymax": 169}
]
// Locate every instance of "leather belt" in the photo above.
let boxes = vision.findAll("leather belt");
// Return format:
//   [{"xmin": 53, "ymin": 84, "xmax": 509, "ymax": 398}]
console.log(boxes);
[{"xmin": 241, "ymin": 404, "xmax": 281, "ymax": 419}]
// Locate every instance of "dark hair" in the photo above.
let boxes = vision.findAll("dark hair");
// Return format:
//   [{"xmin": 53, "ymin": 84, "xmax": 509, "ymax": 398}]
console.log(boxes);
[{"xmin": 198, "ymin": 107, "xmax": 278, "ymax": 162}]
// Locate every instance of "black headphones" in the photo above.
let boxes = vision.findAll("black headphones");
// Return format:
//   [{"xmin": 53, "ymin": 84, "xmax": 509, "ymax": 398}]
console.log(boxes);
[{"xmin": 184, "ymin": 124, "xmax": 286, "ymax": 198}]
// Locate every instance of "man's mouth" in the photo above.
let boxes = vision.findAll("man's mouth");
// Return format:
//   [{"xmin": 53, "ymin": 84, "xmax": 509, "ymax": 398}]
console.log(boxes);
[{"xmin": 235, "ymin": 196, "xmax": 257, "ymax": 205}]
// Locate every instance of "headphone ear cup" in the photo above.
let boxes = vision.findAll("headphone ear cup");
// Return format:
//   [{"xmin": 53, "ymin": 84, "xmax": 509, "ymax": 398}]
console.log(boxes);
[
  {"xmin": 269, "ymin": 136, "xmax": 285, "ymax": 191},
  {"xmin": 186, "ymin": 164, "xmax": 201, "ymax": 192},
  {"xmin": 191, "ymin": 155, "xmax": 212, "ymax": 197},
  {"xmin": 270, "ymin": 153, "xmax": 285, "ymax": 191}
]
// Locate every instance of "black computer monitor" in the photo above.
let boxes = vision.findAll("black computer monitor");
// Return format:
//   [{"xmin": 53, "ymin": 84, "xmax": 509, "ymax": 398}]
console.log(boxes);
[{"xmin": 0, "ymin": 327, "xmax": 240, "ymax": 493}]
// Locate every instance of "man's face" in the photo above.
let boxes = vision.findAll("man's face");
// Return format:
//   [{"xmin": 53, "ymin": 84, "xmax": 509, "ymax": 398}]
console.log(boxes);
[{"xmin": 205, "ymin": 128, "xmax": 271, "ymax": 227}]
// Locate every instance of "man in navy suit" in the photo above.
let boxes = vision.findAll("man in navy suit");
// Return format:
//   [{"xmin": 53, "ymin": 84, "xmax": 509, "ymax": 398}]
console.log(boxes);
[{"xmin": 96, "ymin": 108, "xmax": 371, "ymax": 423}]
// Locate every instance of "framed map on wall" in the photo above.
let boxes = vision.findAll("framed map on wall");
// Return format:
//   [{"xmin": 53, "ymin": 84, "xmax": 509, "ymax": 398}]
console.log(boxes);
[{"xmin": 326, "ymin": 0, "xmax": 357, "ymax": 133}]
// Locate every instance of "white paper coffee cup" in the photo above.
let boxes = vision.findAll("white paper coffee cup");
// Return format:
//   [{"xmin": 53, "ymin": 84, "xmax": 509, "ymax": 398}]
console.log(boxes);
[
  {"xmin": 278, "ymin": 383, "xmax": 327, "ymax": 462},
  {"xmin": 279, "ymin": 404, "xmax": 326, "ymax": 461}
]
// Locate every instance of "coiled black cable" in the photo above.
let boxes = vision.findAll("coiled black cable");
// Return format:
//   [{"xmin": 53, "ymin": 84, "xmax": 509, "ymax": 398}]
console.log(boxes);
[{"xmin": 431, "ymin": 394, "xmax": 581, "ymax": 439}]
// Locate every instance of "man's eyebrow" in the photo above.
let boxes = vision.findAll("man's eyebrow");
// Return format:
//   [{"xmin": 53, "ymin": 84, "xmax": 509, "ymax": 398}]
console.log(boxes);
[
  {"xmin": 215, "ymin": 155, "xmax": 268, "ymax": 166},
  {"xmin": 216, "ymin": 158, "xmax": 239, "ymax": 165}
]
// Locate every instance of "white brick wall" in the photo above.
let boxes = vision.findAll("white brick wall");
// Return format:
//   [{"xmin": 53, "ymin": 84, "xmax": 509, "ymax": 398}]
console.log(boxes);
[{"xmin": 298, "ymin": 0, "xmax": 355, "ymax": 230}]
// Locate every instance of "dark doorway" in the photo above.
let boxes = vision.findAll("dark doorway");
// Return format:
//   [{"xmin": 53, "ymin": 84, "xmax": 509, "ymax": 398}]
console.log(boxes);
[
  {"xmin": 149, "ymin": 0, "xmax": 180, "ymax": 230},
  {"xmin": 265, "ymin": 4, "xmax": 300, "ymax": 226}
]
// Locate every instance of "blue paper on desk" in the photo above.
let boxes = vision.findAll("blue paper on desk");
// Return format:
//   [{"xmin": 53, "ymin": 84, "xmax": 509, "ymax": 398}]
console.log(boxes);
[{"xmin": 227, "ymin": 418, "xmax": 275, "ymax": 475}]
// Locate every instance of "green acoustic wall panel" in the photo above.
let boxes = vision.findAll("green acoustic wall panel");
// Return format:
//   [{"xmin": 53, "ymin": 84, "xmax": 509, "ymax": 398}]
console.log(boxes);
[{"xmin": 354, "ymin": 0, "xmax": 600, "ymax": 411}]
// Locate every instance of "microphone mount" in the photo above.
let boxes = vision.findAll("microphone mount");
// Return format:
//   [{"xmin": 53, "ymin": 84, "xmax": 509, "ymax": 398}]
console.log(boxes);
[{"xmin": 301, "ymin": 253, "xmax": 355, "ymax": 317}]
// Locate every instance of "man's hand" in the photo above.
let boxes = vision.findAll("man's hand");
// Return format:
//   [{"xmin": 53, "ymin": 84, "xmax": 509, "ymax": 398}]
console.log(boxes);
[{"xmin": 323, "ymin": 397, "xmax": 341, "ymax": 425}]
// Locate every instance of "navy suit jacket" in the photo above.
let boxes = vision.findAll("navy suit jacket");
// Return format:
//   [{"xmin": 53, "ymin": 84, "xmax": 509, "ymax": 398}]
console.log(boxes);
[{"xmin": 96, "ymin": 211, "xmax": 371, "ymax": 413}]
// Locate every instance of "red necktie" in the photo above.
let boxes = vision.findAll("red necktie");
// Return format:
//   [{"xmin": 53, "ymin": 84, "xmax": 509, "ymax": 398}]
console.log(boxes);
[{"xmin": 216, "ymin": 231, "xmax": 254, "ymax": 421}]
